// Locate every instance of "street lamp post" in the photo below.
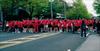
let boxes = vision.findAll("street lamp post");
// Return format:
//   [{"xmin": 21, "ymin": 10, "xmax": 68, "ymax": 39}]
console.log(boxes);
[
  {"xmin": 63, "ymin": 2, "xmax": 66, "ymax": 19},
  {"xmin": 49, "ymin": 0, "xmax": 54, "ymax": 19}
]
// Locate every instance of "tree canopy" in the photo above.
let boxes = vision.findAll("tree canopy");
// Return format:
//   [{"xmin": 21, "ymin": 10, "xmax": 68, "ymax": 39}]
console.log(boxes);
[
  {"xmin": 94, "ymin": 0, "xmax": 100, "ymax": 17},
  {"xmin": 0, "ymin": 0, "xmax": 91, "ymax": 20},
  {"xmin": 66, "ymin": 0, "xmax": 91, "ymax": 19}
]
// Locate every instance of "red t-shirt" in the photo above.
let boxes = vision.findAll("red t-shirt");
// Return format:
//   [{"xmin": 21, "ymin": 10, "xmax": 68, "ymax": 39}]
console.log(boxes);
[
  {"xmin": 18, "ymin": 22, "xmax": 23, "ymax": 28},
  {"xmin": 9, "ymin": 21, "xmax": 15, "ymax": 28}
]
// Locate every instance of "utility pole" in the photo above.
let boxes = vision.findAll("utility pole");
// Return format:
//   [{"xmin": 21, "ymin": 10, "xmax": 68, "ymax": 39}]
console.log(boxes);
[
  {"xmin": 49, "ymin": 0, "xmax": 54, "ymax": 19},
  {"xmin": 63, "ymin": 2, "xmax": 66, "ymax": 19}
]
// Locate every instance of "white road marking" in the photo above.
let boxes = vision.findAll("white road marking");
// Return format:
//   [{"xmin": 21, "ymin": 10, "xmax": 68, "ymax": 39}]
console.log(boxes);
[{"xmin": 0, "ymin": 32, "xmax": 60, "ymax": 49}]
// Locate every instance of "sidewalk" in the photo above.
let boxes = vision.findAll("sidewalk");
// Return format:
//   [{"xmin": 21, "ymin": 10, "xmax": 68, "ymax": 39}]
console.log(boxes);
[{"xmin": 76, "ymin": 34, "xmax": 100, "ymax": 51}]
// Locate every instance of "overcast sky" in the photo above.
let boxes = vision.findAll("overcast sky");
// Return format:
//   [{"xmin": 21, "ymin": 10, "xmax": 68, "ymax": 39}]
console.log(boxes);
[{"xmin": 65, "ymin": 0, "xmax": 97, "ymax": 16}]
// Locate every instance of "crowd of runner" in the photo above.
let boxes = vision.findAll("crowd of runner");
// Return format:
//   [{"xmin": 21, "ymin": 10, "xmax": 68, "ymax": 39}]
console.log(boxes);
[{"xmin": 6, "ymin": 18, "xmax": 96, "ymax": 33}]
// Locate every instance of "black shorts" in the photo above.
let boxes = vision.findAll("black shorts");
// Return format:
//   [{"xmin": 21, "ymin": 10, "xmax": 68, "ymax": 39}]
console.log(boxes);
[
  {"xmin": 55, "ymin": 25, "xmax": 58, "ymax": 28},
  {"xmin": 48, "ymin": 24, "xmax": 52, "ymax": 28},
  {"xmin": 40, "ymin": 24, "xmax": 44, "ymax": 28},
  {"xmin": 29, "ymin": 25, "xmax": 33, "ymax": 28},
  {"xmin": 68, "ymin": 26, "xmax": 71, "ymax": 29},
  {"xmin": 88, "ymin": 24, "xmax": 92, "ymax": 26},
  {"xmin": 24, "ymin": 26, "xmax": 27, "ymax": 28},
  {"xmin": 75, "ymin": 26, "xmax": 80, "ymax": 31},
  {"xmin": 15, "ymin": 25, "xmax": 18, "ymax": 29}
]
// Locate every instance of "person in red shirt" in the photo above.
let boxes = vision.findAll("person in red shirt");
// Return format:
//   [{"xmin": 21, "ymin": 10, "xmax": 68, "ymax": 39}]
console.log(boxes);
[
  {"xmin": 58, "ymin": 20, "xmax": 62, "ymax": 31},
  {"xmin": 49, "ymin": 19, "xmax": 53, "ymax": 32},
  {"xmin": 75, "ymin": 20, "xmax": 82, "ymax": 32},
  {"xmin": 51, "ymin": 19, "xmax": 55, "ymax": 31},
  {"xmin": 15, "ymin": 21, "xmax": 21, "ymax": 33},
  {"xmin": 72, "ymin": 21, "xmax": 75, "ymax": 33},
  {"xmin": 22, "ymin": 20, "xmax": 28, "ymax": 32},
  {"xmin": 53, "ymin": 19, "xmax": 59, "ymax": 32},
  {"xmin": 62, "ymin": 20, "xmax": 67, "ymax": 32},
  {"xmin": 40, "ymin": 19, "xmax": 45, "ymax": 32},
  {"xmin": 44, "ymin": 19, "xmax": 49, "ymax": 32},
  {"xmin": 34, "ymin": 18, "xmax": 39, "ymax": 33},
  {"xmin": 39, "ymin": 20, "xmax": 44, "ymax": 32},
  {"xmin": 48, "ymin": 19, "xmax": 52, "ymax": 32},
  {"xmin": 65, "ymin": 20, "xmax": 69, "ymax": 32},
  {"xmin": 88, "ymin": 19, "xmax": 94, "ymax": 31},
  {"xmin": 8, "ymin": 21, "xmax": 15, "ymax": 32},
  {"xmin": 67, "ymin": 20, "xmax": 72, "ymax": 32},
  {"xmin": 18, "ymin": 21, "xmax": 23, "ymax": 33},
  {"xmin": 27, "ymin": 20, "xmax": 33, "ymax": 33}
]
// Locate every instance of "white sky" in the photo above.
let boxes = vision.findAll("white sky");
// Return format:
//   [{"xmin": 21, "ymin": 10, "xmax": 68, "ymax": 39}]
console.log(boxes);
[{"xmin": 65, "ymin": 0, "xmax": 97, "ymax": 16}]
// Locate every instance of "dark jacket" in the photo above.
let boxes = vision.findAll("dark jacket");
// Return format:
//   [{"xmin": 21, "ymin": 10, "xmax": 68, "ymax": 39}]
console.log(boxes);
[{"xmin": 81, "ymin": 20, "xmax": 86, "ymax": 30}]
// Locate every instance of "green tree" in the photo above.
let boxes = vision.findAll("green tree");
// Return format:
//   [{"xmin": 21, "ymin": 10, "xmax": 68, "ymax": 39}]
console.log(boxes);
[
  {"xmin": 24, "ymin": 0, "xmax": 50, "ymax": 19},
  {"xmin": 0, "ymin": 0, "xmax": 91, "ymax": 19},
  {"xmin": 94, "ymin": 0, "xmax": 100, "ymax": 17},
  {"xmin": 66, "ymin": 0, "xmax": 91, "ymax": 19},
  {"xmin": 0, "ymin": 0, "xmax": 12, "ymax": 17}
]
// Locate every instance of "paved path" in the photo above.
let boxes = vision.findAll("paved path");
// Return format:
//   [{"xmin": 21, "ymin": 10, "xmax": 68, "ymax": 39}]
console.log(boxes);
[
  {"xmin": 0, "ymin": 32, "xmax": 60, "ymax": 49},
  {"xmin": 76, "ymin": 34, "xmax": 100, "ymax": 51},
  {"xmin": 0, "ymin": 32, "xmax": 87, "ymax": 51},
  {"xmin": 0, "ymin": 32, "xmax": 34, "ymax": 41}
]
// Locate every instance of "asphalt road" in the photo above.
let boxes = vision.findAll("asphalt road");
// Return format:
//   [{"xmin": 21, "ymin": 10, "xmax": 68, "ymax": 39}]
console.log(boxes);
[
  {"xmin": 0, "ymin": 32, "xmax": 36, "ymax": 41},
  {"xmin": 0, "ymin": 32, "xmax": 87, "ymax": 51}
]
